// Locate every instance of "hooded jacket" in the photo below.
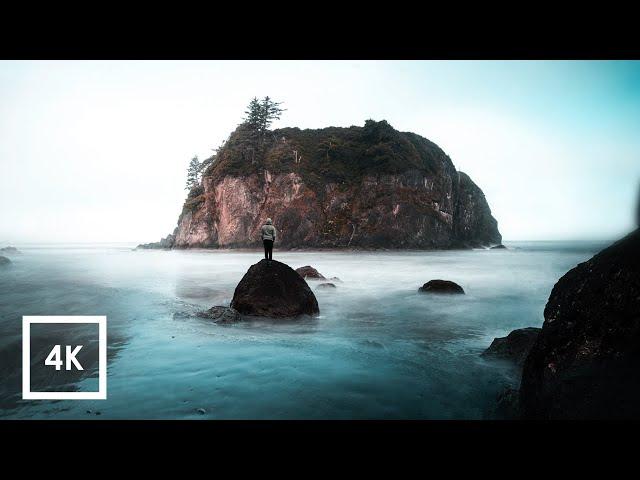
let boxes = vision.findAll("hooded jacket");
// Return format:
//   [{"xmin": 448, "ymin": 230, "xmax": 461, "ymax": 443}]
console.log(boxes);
[{"xmin": 261, "ymin": 218, "xmax": 277, "ymax": 242}]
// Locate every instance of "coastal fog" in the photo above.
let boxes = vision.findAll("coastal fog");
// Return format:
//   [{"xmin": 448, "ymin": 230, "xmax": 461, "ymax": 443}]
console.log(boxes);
[{"xmin": 0, "ymin": 242, "xmax": 606, "ymax": 419}]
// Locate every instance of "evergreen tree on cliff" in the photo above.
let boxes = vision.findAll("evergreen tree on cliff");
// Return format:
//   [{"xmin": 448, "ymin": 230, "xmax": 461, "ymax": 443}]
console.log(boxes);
[
  {"xmin": 243, "ymin": 96, "xmax": 285, "ymax": 139},
  {"xmin": 185, "ymin": 155, "xmax": 202, "ymax": 190}
]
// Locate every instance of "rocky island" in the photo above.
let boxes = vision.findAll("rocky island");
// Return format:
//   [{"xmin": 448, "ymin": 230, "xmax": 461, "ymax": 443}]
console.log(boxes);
[{"xmin": 140, "ymin": 116, "xmax": 501, "ymax": 250}]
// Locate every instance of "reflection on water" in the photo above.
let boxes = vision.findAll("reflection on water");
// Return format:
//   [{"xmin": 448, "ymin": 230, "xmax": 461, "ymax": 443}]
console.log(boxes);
[{"xmin": 0, "ymin": 241, "xmax": 608, "ymax": 419}]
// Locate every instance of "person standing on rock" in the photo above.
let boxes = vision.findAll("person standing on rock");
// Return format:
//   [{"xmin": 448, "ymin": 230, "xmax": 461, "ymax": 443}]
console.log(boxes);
[{"xmin": 261, "ymin": 218, "xmax": 277, "ymax": 260}]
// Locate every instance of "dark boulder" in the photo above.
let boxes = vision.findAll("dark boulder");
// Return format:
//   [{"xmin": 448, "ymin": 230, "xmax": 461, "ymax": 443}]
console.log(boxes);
[
  {"xmin": 197, "ymin": 306, "xmax": 240, "ymax": 323},
  {"xmin": 317, "ymin": 283, "xmax": 336, "ymax": 289},
  {"xmin": 0, "ymin": 256, "xmax": 11, "ymax": 266},
  {"xmin": 482, "ymin": 327, "xmax": 541, "ymax": 366},
  {"xmin": 520, "ymin": 229, "xmax": 640, "ymax": 419},
  {"xmin": 231, "ymin": 259, "xmax": 319, "ymax": 318},
  {"xmin": 295, "ymin": 266, "xmax": 325, "ymax": 280},
  {"xmin": 419, "ymin": 280, "xmax": 465, "ymax": 295},
  {"xmin": 491, "ymin": 244, "xmax": 507, "ymax": 249}
]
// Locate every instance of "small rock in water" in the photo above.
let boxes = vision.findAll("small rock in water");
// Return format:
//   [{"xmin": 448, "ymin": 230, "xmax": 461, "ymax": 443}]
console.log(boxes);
[
  {"xmin": 295, "ymin": 265, "xmax": 325, "ymax": 280},
  {"xmin": 418, "ymin": 280, "xmax": 465, "ymax": 295},
  {"xmin": 86, "ymin": 410, "xmax": 92, "ymax": 414},
  {"xmin": 0, "ymin": 246, "xmax": 20, "ymax": 254},
  {"xmin": 95, "ymin": 411, "xmax": 101, "ymax": 416},
  {"xmin": 197, "ymin": 306, "xmax": 241, "ymax": 323},
  {"xmin": 317, "ymin": 283, "xmax": 336, "ymax": 289},
  {"xmin": 0, "ymin": 256, "xmax": 11, "ymax": 266},
  {"xmin": 491, "ymin": 244, "xmax": 507, "ymax": 249},
  {"xmin": 196, "ymin": 408, "xmax": 206, "ymax": 415}
]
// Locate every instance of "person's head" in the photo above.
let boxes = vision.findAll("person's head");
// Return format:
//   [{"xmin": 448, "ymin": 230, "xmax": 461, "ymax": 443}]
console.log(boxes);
[{"xmin": 266, "ymin": 218, "xmax": 272, "ymax": 225}]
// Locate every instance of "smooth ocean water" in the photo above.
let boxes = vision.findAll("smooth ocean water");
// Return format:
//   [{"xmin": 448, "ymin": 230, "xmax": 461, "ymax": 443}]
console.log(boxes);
[{"xmin": 0, "ymin": 241, "xmax": 607, "ymax": 419}]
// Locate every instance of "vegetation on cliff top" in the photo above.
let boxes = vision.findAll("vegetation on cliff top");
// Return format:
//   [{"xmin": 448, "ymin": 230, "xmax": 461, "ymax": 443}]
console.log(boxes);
[{"xmin": 183, "ymin": 97, "xmax": 458, "ymax": 212}]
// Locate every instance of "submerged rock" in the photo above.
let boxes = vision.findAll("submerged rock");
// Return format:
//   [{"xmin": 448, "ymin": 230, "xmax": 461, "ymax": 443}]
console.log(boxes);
[
  {"xmin": 231, "ymin": 259, "xmax": 319, "ymax": 318},
  {"xmin": 0, "ymin": 246, "xmax": 20, "ymax": 254},
  {"xmin": 317, "ymin": 283, "xmax": 336, "ymax": 289},
  {"xmin": 418, "ymin": 280, "xmax": 465, "ymax": 295},
  {"xmin": 295, "ymin": 266, "xmax": 325, "ymax": 280},
  {"xmin": 482, "ymin": 327, "xmax": 541, "ymax": 366},
  {"xmin": 0, "ymin": 256, "xmax": 11, "ymax": 266},
  {"xmin": 490, "ymin": 244, "xmax": 507, "ymax": 249},
  {"xmin": 520, "ymin": 229, "xmax": 640, "ymax": 419},
  {"xmin": 197, "ymin": 306, "xmax": 241, "ymax": 323}
]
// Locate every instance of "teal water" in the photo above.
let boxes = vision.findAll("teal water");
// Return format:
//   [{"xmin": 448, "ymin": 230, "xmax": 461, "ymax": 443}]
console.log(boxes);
[{"xmin": 0, "ymin": 241, "xmax": 607, "ymax": 419}]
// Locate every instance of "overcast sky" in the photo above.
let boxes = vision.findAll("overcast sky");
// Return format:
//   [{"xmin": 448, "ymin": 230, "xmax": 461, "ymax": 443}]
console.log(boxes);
[{"xmin": 1, "ymin": 60, "xmax": 639, "ymax": 243}]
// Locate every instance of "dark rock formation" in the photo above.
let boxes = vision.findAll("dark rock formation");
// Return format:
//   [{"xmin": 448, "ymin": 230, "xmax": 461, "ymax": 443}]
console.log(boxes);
[
  {"xmin": 0, "ymin": 256, "xmax": 11, "ymax": 266},
  {"xmin": 494, "ymin": 387, "xmax": 520, "ymax": 419},
  {"xmin": 197, "ymin": 306, "xmax": 241, "ymax": 323},
  {"xmin": 231, "ymin": 259, "xmax": 319, "ymax": 318},
  {"xmin": 0, "ymin": 246, "xmax": 20, "ymax": 254},
  {"xmin": 490, "ymin": 244, "xmax": 507, "ymax": 249},
  {"xmin": 144, "ymin": 120, "xmax": 500, "ymax": 249},
  {"xmin": 482, "ymin": 327, "xmax": 541, "ymax": 366},
  {"xmin": 418, "ymin": 279, "xmax": 465, "ymax": 294},
  {"xmin": 317, "ymin": 283, "xmax": 336, "ymax": 289},
  {"xmin": 295, "ymin": 266, "xmax": 325, "ymax": 280},
  {"xmin": 520, "ymin": 229, "xmax": 640, "ymax": 419}
]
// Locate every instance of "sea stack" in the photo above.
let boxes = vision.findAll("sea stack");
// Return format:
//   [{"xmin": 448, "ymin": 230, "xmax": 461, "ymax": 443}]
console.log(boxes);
[{"xmin": 143, "ymin": 120, "xmax": 501, "ymax": 249}]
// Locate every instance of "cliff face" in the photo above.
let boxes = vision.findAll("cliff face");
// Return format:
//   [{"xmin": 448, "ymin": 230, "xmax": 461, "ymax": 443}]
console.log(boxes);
[{"xmin": 169, "ymin": 120, "xmax": 501, "ymax": 249}]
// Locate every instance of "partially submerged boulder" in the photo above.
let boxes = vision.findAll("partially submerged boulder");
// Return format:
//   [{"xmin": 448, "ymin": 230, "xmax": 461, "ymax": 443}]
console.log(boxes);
[
  {"xmin": 482, "ymin": 327, "xmax": 541, "ymax": 366},
  {"xmin": 197, "ymin": 306, "xmax": 240, "ymax": 323},
  {"xmin": 490, "ymin": 244, "xmax": 507, "ymax": 249},
  {"xmin": 232, "ymin": 259, "xmax": 320, "ymax": 318},
  {"xmin": 418, "ymin": 280, "xmax": 465, "ymax": 295},
  {"xmin": 295, "ymin": 266, "xmax": 325, "ymax": 280},
  {"xmin": 0, "ymin": 255, "xmax": 11, "ymax": 266},
  {"xmin": 0, "ymin": 246, "xmax": 20, "ymax": 254},
  {"xmin": 317, "ymin": 283, "xmax": 336, "ymax": 289}
]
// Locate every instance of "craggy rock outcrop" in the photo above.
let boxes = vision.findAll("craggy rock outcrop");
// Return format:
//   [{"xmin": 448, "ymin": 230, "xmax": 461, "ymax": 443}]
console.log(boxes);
[
  {"xmin": 482, "ymin": 327, "xmax": 541, "ymax": 366},
  {"xmin": 231, "ymin": 259, "xmax": 319, "ymax": 318},
  {"xmin": 520, "ymin": 229, "xmax": 640, "ymax": 419},
  {"xmin": 0, "ymin": 256, "xmax": 11, "ymax": 266},
  {"xmin": 137, "ymin": 231, "xmax": 177, "ymax": 250},
  {"xmin": 419, "ymin": 279, "xmax": 465, "ymax": 294},
  {"xmin": 146, "ymin": 120, "xmax": 500, "ymax": 249},
  {"xmin": 197, "ymin": 306, "xmax": 240, "ymax": 323},
  {"xmin": 296, "ymin": 266, "xmax": 325, "ymax": 280}
]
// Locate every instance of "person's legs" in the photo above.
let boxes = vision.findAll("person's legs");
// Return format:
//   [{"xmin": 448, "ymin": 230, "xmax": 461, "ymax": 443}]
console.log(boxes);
[
  {"xmin": 268, "ymin": 241, "xmax": 273, "ymax": 260},
  {"xmin": 263, "ymin": 240, "xmax": 269, "ymax": 259}
]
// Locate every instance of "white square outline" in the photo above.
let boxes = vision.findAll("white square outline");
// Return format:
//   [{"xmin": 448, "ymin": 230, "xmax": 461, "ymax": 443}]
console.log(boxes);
[{"xmin": 22, "ymin": 316, "xmax": 107, "ymax": 400}]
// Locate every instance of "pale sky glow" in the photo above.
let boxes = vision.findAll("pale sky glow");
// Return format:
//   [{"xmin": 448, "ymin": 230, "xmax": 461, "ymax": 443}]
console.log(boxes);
[{"xmin": 1, "ymin": 60, "xmax": 639, "ymax": 243}]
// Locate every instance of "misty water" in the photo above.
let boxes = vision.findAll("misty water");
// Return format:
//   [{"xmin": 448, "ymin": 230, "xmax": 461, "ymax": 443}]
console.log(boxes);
[{"xmin": 0, "ymin": 241, "xmax": 607, "ymax": 419}]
